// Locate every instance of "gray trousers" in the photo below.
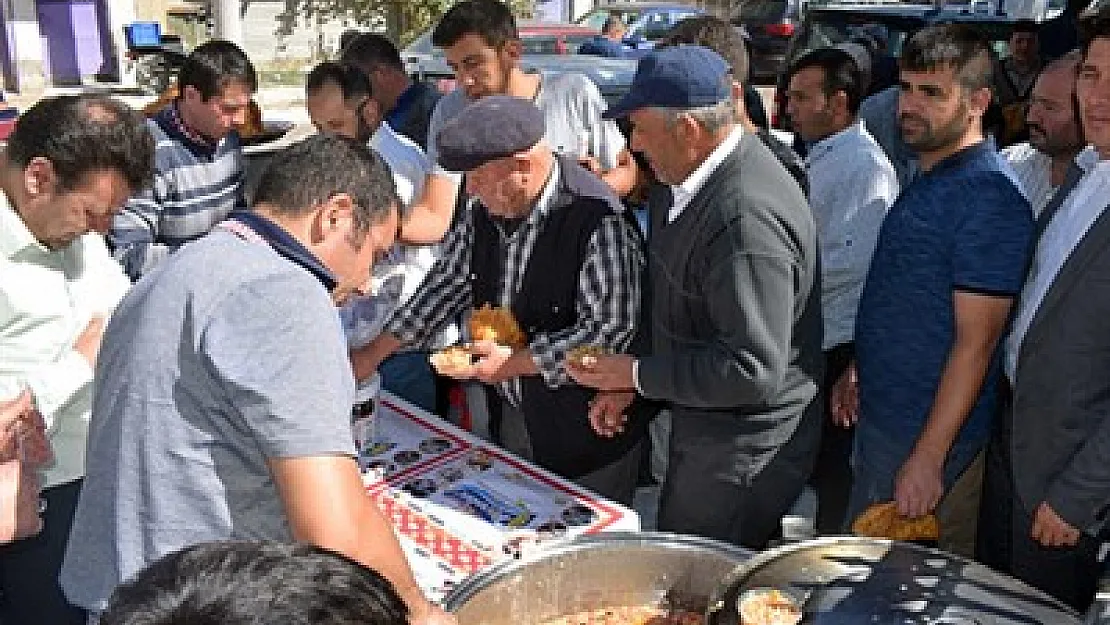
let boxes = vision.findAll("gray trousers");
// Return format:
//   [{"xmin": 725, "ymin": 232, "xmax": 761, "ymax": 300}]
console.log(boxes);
[{"xmin": 498, "ymin": 401, "xmax": 641, "ymax": 506}]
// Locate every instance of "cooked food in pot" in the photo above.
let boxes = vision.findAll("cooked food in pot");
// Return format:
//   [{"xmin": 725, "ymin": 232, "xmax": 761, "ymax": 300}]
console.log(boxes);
[
  {"xmin": 539, "ymin": 606, "xmax": 702, "ymax": 625},
  {"xmin": 736, "ymin": 588, "xmax": 803, "ymax": 625},
  {"xmin": 566, "ymin": 345, "xmax": 608, "ymax": 368}
]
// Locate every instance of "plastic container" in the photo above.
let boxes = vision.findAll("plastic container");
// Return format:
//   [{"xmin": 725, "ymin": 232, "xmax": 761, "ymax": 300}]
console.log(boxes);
[
  {"xmin": 351, "ymin": 374, "xmax": 380, "ymax": 451},
  {"xmin": 125, "ymin": 22, "xmax": 162, "ymax": 48}
]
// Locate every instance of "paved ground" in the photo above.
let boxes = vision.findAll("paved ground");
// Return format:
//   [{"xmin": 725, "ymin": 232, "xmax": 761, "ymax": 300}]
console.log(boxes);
[{"xmin": 6, "ymin": 82, "xmax": 777, "ymax": 129}]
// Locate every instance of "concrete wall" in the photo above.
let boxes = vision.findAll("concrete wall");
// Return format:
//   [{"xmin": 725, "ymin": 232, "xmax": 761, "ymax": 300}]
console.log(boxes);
[{"xmin": 5, "ymin": 0, "xmax": 46, "ymax": 91}]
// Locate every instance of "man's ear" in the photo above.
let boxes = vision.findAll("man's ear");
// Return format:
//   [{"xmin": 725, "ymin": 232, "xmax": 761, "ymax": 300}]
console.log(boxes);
[
  {"xmin": 22, "ymin": 157, "xmax": 56, "ymax": 198},
  {"xmin": 314, "ymin": 193, "xmax": 357, "ymax": 243},
  {"xmin": 730, "ymin": 79, "xmax": 745, "ymax": 104},
  {"xmin": 180, "ymin": 84, "xmax": 204, "ymax": 104},
  {"xmin": 501, "ymin": 39, "xmax": 524, "ymax": 63},
  {"xmin": 359, "ymin": 98, "xmax": 382, "ymax": 129},
  {"xmin": 969, "ymin": 86, "xmax": 993, "ymax": 118}
]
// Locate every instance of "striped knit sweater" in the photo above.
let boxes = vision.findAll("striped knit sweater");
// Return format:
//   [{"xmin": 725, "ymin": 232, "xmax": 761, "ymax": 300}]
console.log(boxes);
[{"xmin": 108, "ymin": 103, "xmax": 245, "ymax": 281}]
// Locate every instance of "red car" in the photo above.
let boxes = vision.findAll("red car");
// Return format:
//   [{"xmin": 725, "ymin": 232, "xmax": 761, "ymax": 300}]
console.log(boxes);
[{"xmin": 403, "ymin": 20, "xmax": 600, "ymax": 79}]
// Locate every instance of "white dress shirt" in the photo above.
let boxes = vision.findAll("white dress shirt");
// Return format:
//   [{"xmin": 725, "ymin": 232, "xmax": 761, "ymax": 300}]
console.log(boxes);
[
  {"xmin": 1003, "ymin": 141, "xmax": 1056, "ymax": 217},
  {"xmin": 667, "ymin": 126, "xmax": 744, "ymax": 223},
  {"xmin": 806, "ymin": 121, "xmax": 899, "ymax": 350},
  {"xmin": 352, "ymin": 122, "xmax": 457, "ymax": 350},
  {"xmin": 0, "ymin": 190, "xmax": 130, "ymax": 489},
  {"xmin": 1005, "ymin": 147, "xmax": 1110, "ymax": 382}
]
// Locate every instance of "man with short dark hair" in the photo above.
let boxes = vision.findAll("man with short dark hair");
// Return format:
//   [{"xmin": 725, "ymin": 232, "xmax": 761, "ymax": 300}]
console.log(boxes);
[
  {"xmin": 832, "ymin": 25, "xmax": 1033, "ymax": 557},
  {"xmin": 785, "ymin": 46, "xmax": 898, "ymax": 531},
  {"xmin": 1002, "ymin": 52, "xmax": 1086, "ymax": 216},
  {"xmin": 0, "ymin": 94, "xmax": 155, "ymax": 624},
  {"xmin": 572, "ymin": 46, "xmax": 823, "ymax": 550},
  {"xmin": 305, "ymin": 61, "xmax": 450, "ymax": 411},
  {"xmin": 979, "ymin": 6, "xmax": 1110, "ymax": 609},
  {"xmin": 351, "ymin": 96, "xmax": 647, "ymax": 505},
  {"xmin": 425, "ymin": 0, "xmax": 638, "ymax": 208},
  {"xmin": 109, "ymin": 40, "xmax": 257, "ymax": 281},
  {"xmin": 995, "ymin": 20, "xmax": 1045, "ymax": 145},
  {"xmin": 100, "ymin": 542, "xmax": 410, "ymax": 625},
  {"xmin": 341, "ymin": 32, "xmax": 442, "ymax": 151},
  {"xmin": 579, "ymin": 15, "xmax": 629, "ymax": 58},
  {"xmin": 60, "ymin": 135, "xmax": 450, "ymax": 625},
  {"xmin": 996, "ymin": 20, "xmax": 1044, "ymax": 109}
]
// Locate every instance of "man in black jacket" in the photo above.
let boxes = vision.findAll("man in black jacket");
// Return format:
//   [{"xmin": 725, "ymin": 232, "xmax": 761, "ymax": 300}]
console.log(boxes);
[
  {"xmin": 351, "ymin": 96, "xmax": 647, "ymax": 504},
  {"xmin": 571, "ymin": 46, "xmax": 823, "ymax": 549}
]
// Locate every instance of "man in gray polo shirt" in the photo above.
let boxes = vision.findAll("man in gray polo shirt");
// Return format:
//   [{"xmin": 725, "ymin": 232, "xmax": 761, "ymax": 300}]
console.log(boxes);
[{"xmin": 60, "ymin": 135, "xmax": 453, "ymax": 625}]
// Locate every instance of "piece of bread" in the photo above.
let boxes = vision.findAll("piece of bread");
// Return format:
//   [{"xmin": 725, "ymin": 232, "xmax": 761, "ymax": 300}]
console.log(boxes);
[
  {"xmin": 429, "ymin": 346, "xmax": 473, "ymax": 376},
  {"xmin": 851, "ymin": 501, "xmax": 940, "ymax": 541},
  {"xmin": 468, "ymin": 304, "xmax": 527, "ymax": 349}
]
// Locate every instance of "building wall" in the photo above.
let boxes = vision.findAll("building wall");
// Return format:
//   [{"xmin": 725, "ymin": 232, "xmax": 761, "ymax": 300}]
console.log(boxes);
[
  {"xmin": 242, "ymin": 0, "xmax": 361, "ymax": 65},
  {"xmin": 6, "ymin": 0, "xmax": 45, "ymax": 91}
]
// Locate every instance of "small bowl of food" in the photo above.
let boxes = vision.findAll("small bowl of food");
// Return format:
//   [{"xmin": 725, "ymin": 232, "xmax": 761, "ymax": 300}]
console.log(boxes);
[
  {"xmin": 736, "ymin": 587, "xmax": 804, "ymax": 625},
  {"xmin": 429, "ymin": 345, "xmax": 474, "ymax": 378},
  {"xmin": 566, "ymin": 345, "xmax": 609, "ymax": 369}
]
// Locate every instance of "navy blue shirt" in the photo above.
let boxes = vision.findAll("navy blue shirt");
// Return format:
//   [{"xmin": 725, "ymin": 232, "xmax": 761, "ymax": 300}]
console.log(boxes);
[
  {"xmin": 855, "ymin": 141, "xmax": 1032, "ymax": 453},
  {"xmin": 578, "ymin": 36, "xmax": 628, "ymax": 58}
]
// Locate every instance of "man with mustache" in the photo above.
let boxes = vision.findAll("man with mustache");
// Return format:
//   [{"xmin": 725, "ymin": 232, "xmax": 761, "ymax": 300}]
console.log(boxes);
[
  {"xmin": 1002, "ymin": 52, "xmax": 1086, "ymax": 217},
  {"xmin": 831, "ymin": 25, "xmax": 1033, "ymax": 557}
]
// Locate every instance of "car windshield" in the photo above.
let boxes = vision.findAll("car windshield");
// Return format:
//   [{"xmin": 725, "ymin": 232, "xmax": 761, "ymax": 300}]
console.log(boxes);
[
  {"xmin": 577, "ymin": 7, "xmax": 645, "ymax": 30},
  {"xmin": 734, "ymin": 0, "xmax": 790, "ymax": 22},
  {"xmin": 792, "ymin": 12, "xmax": 1012, "ymax": 61}
]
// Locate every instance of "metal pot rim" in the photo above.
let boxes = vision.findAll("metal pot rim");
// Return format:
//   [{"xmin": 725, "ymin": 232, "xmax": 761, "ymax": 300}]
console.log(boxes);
[{"xmin": 443, "ymin": 531, "xmax": 752, "ymax": 613}]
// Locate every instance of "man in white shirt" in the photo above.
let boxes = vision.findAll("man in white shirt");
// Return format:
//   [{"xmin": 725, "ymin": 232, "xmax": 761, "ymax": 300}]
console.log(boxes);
[
  {"xmin": 0, "ymin": 94, "xmax": 154, "ymax": 624},
  {"xmin": 1002, "ymin": 52, "xmax": 1086, "ymax": 217},
  {"xmin": 979, "ymin": 10, "xmax": 1110, "ymax": 609},
  {"xmin": 785, "ymin": 46, "xmax": 899, "ymax": 531},
  {"xmin": 306, "ymin": 62, "xmax": 449, "ymax": 410}
]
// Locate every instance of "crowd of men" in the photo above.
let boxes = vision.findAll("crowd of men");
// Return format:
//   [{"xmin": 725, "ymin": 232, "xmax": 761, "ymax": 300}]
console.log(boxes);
[{"xmin": 1, "ymin": 0, "xmax": 1109, "ymax": 621}]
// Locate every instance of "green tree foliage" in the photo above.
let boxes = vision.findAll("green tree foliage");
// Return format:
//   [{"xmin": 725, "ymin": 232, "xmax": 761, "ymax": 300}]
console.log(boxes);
[{"xmin": 280, "ymin": 0, "xmax": 536, "ymax": 47}]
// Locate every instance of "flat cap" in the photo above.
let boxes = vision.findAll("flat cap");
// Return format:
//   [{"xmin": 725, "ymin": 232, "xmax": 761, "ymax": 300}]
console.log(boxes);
[
  {"xmin": 604, "ymin": 45, "xmax": 731, "ymax": 119},
  {"xmin": 435, "ymin": 95, "xmax": 546, "ymax": 172}
]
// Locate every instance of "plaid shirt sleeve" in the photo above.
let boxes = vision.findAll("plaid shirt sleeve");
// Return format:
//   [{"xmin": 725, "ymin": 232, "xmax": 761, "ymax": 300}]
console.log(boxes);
[
  {"xmin": 529, "ymin": 214, "xmax": 644, "ymax": 388},
  {"xmin": 385, "ymin": 212, "xmax": 474, "ymax": 349}
]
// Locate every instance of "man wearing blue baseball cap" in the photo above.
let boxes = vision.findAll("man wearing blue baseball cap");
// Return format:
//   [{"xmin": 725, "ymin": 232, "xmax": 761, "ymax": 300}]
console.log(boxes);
[{"xmin": 569, "ymin": 45, "xmax": 823, "ymax": 549}]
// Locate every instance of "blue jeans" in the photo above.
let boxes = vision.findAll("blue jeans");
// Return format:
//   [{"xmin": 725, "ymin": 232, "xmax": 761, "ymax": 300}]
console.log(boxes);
[
  {"xmin": 378, "ymin": 351, "xmax": 436, "ymax": 412},
  {"xmin": 844, "ymin": 422, "xmax": 982, "ymax": 532}
]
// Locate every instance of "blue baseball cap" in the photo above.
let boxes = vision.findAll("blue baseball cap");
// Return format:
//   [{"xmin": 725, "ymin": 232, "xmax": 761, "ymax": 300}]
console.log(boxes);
[{"xmin": 603, "ymin": 45, "xmax": 732, "ymax": 119}]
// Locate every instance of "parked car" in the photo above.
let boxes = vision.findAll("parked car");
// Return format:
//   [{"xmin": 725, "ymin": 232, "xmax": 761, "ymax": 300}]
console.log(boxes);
[
  {"xmin": 575, "ymin": 2, "xmax": 705, "ymax": 50},
  {"xmin": 407, "ymin": 53, "xmax": 638, "ymax": 107},
  {"xmin": 771, "ymin": 1, "xmax": 1065, "ymax": 127},
  {"xmin": 402, "ymin": 20, "xmax": 599, "ymax": 74},
  {"xmin": 732, "ymin": 0, "xmax": 807, "ymax": 83}
]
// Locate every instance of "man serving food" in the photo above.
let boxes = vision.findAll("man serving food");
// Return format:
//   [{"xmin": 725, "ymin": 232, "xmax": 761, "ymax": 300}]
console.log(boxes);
[{"xmin": 351, "ymin": 96, "xmax": 648, "ymax": 504}]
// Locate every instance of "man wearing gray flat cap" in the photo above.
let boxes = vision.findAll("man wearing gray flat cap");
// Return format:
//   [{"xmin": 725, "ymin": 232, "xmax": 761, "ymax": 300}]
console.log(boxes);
[
  {"xmin": 351, "ymin": 96, "xmax": 649, "ymax": 504},
  {"xmin": 569, "ymin": 45, "xmax": 823, "ymax": 549}
]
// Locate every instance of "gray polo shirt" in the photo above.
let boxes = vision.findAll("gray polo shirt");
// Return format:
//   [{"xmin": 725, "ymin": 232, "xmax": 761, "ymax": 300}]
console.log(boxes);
[
  {"xmin": 427, "ymin": 71, "xmax": 626, "ymax": 174},
  {"xmin": 60, "ymin": 229, "xmax": 357, "ymax": 612}
]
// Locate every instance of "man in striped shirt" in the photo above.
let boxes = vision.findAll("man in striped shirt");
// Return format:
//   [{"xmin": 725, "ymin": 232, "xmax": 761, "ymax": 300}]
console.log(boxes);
[
  {"xmin": 1002, "ymin": 52, "xmax": 1085, "ymax": 217},
  {"xmin": 109, "ymin": 41, "xmax": 256, "ymax": 281}
]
